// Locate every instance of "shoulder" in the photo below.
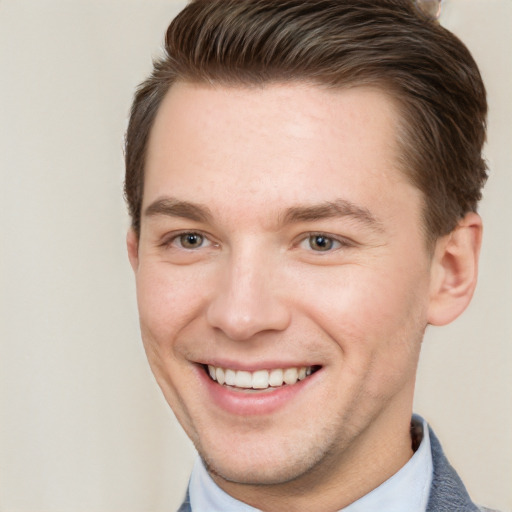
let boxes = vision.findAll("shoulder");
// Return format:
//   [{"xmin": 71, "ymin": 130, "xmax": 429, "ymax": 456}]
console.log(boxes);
[{"xmin": 427, "ymin": 424, "xmax": 501, "ymax": 512}]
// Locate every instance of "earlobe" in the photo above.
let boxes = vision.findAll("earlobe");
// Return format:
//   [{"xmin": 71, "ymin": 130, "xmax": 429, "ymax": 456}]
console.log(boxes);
[
  {"xmin": 126, "ymin": 228, "xmax": 140, "ymax": 272},
  {"xmin": 427, "ymin": 213, "xmax": 482, "ymax": 326}
]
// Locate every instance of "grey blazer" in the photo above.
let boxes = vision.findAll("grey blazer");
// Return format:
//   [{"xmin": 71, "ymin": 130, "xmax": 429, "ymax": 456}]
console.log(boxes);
[{"xmin": 177, "ymin": 426, "xmax": 497, "ymax": 512}]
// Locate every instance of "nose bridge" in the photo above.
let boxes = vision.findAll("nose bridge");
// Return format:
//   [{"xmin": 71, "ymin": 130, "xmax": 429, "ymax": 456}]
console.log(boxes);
[{"xmin": 206, "ymin": 241, "xmax": 290, "ymax": 340}]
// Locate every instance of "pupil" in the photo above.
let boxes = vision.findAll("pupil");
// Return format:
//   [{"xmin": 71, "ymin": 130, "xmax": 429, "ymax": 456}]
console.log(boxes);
[
  {"xmin": 182, "ymin": 233, "xmax": 202, "ymax": 248},
  {"xmin": 311, "ymin": 235, "xmax": 332, "ymax": 251}
]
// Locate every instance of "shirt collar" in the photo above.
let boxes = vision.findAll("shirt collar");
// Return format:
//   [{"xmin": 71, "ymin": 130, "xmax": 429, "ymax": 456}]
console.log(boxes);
[{"xmin": 188, "ymin": 415, "xmax": 433, "ymax": 512}]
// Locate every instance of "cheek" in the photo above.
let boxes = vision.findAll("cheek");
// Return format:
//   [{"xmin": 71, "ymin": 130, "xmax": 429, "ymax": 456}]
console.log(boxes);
[
  {"xmin": 303, "ymin": 262, "xmax": 427, "ymax": 323},
  {"xmin": 297, "ymin": 264, "xmax": 429, "ymax": 374},
  {"xmin": 135, "ymin": 264, "xmax": 208, "ymax": 416},
  {"xmin": 135, "ymin": 263, "xmax": 209, "ymax": 348}
]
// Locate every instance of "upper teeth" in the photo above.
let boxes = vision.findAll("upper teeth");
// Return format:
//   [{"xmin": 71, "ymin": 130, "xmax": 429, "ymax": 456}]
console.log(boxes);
[{"xmin": 207, "ymin": 365, "xmax": 313, "ymax": 389}]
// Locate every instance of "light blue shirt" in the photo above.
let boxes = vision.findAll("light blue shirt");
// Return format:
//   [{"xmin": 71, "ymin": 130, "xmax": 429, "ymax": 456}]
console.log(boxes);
[{"xmin": 189, "ymin": 416, "xmax": 433, "ymax": 512}]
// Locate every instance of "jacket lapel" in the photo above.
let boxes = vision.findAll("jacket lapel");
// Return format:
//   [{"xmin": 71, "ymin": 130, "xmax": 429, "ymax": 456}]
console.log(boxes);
[
  {"xmin": 426, "ymin": 426, "xmax": 480, "ymax": 512},
  {"xmin": 177, "ymin": 489, "xmax": 191, "ymax": 512}
]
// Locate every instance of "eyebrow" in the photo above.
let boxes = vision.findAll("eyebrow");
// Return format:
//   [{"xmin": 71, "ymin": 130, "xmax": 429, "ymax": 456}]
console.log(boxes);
[
  {"xmin": 281, "ymin": 199, "xmax": 384, "ymax": 232},
  {"xmin": 144, "ymin": 197, "xmax": 212, "ymax": 223},
  {"xmin": 144, "ymin": 196, "xmax": 383, "ymax": 232}
]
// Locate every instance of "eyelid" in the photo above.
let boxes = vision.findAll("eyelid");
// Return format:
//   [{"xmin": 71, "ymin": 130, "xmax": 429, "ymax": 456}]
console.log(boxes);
[
  {"xmin": 296, "ymin": 232, "xmax": 355, "ymax": 252},
  {"xmin": 158, "ymin": 229, "xmax": 354, "ymax": 252},
  {"xmin": 160, "ymin": 230, "xmax": 217, "ymax": 249}
]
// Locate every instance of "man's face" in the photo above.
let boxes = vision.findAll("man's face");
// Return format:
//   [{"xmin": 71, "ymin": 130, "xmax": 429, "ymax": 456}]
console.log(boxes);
[{"xmin": 129, "ymin": 82, "xmax": 435, "ymax": 490}]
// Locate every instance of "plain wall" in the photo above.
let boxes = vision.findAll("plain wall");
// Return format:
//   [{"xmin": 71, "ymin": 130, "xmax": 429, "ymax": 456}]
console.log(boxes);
[{"xmin": 0, "ymin": 1, "xmax": 510, "ymax": 511}]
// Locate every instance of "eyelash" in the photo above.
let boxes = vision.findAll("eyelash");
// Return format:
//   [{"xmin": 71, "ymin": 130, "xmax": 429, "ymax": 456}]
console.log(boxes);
[
  {"xmin": 161, "ymin": 230, "xmax": 353, "ymax": 253},
  {"xmin": 297, "ymin": 232, "xmax": 354, "ymax": 253},
  {"xmin": 161, "ymin": 231, "xmax": 214, "ymax": 250}
]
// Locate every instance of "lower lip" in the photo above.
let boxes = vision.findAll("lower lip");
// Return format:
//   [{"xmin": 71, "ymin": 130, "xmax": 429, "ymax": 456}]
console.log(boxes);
[{"xmin": 197, "ymin": 366, "xmax": 318, "ymax": 416}]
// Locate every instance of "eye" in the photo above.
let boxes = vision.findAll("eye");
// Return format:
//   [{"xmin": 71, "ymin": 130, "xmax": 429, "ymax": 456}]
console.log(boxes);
[
  {"xmin": 166, "ymin": 232, "xmax": 211, "ymax": 250},
  {"xmin": 308, "ymin": 234, "xmax": 337, "ymax": 251},
  {"xmin": 299, "ymin": 233, "xmax": 345, "ymax": 252},
  {"xmin": 179, "ymin": 233, "xmax": 204, "ymax": 249}
]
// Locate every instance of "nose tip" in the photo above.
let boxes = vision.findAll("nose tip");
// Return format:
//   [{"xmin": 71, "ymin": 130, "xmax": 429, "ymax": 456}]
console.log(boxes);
[{"xmin": 206, "ymin": 267, "xmax": 291, "ymax": 341}]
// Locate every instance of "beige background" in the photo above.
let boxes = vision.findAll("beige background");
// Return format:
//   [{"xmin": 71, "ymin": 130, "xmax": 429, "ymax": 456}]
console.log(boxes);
[{"xmin": 0, "ymin": 1, "xmax": 510, "ymax": 511}]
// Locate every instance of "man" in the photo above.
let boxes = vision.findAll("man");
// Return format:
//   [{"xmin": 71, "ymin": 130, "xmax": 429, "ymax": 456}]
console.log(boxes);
[{"xmin": 124, "ymin": 1, "xmax": 496, "ymax": 510}]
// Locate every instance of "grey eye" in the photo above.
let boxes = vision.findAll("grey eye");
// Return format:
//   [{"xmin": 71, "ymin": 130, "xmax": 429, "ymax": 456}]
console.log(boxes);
[
  {"xmin": 309, "ymin": 235, "xmax": 334, "ymax": 251},
  {"xmin": 179, "ymin": 233, "xmax": 204, "ymax": 249}
]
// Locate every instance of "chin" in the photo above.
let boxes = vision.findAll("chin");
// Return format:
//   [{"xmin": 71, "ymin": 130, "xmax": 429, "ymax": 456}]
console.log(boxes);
[
  {"xmin": 203, "ymin": 453, "xmax": 314, "ymax": 486},
  {"xmin": 193, "ymin": 427, "xmax": 338, "ymax": 487}
]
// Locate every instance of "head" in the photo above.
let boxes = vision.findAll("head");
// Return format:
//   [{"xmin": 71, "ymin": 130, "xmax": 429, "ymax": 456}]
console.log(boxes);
[{"xmin": 125, "ymin": 1, "xmax": 487, "ymax": 508}]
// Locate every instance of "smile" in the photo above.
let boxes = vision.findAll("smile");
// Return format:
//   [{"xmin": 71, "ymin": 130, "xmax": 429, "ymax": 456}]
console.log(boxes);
[{"xmin": 206, "ymin": 365, "xmax": 319, "ymax": 390}]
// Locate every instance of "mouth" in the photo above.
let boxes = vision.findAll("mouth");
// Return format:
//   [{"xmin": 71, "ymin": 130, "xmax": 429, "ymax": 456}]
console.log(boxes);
[{"xmin": 204, "ymin": 364, "xmax": 321, "ymax": 391}]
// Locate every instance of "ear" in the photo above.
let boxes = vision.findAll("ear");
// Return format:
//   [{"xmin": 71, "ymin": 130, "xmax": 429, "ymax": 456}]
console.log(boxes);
[
  {"xmin": 126, "ymin": 228, "xmax": 139, "ymax": 272},
  {"xmin": 427, "ymin": 213, "xmax": 483, "ymax": 326}
]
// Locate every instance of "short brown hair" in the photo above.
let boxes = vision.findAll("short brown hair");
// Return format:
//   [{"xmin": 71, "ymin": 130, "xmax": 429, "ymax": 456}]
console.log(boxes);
[{"xmin": 125, "ymin": 0, "xmax": 487, "ymax": 242}]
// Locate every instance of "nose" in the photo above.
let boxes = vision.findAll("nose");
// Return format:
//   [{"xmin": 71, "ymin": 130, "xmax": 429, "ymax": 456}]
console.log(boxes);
[{"xmin": 206, "ymin": 249, "xmax": 291, "ymax": 341}]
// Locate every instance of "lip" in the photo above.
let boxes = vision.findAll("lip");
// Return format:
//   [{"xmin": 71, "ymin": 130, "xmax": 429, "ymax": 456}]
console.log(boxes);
[
  {"xmin": 195, "ymin": 363, "xmax": 320, "ymax": 416},
  {"xmin": 197, "ymin": 359, "xmax": 318, "ymax": 372}
]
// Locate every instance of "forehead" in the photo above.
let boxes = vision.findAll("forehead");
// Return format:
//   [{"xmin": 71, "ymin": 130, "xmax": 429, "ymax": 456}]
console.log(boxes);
[{"xmin": 143, "ymin": 82, "xmax": 416, "ymax": 223}]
